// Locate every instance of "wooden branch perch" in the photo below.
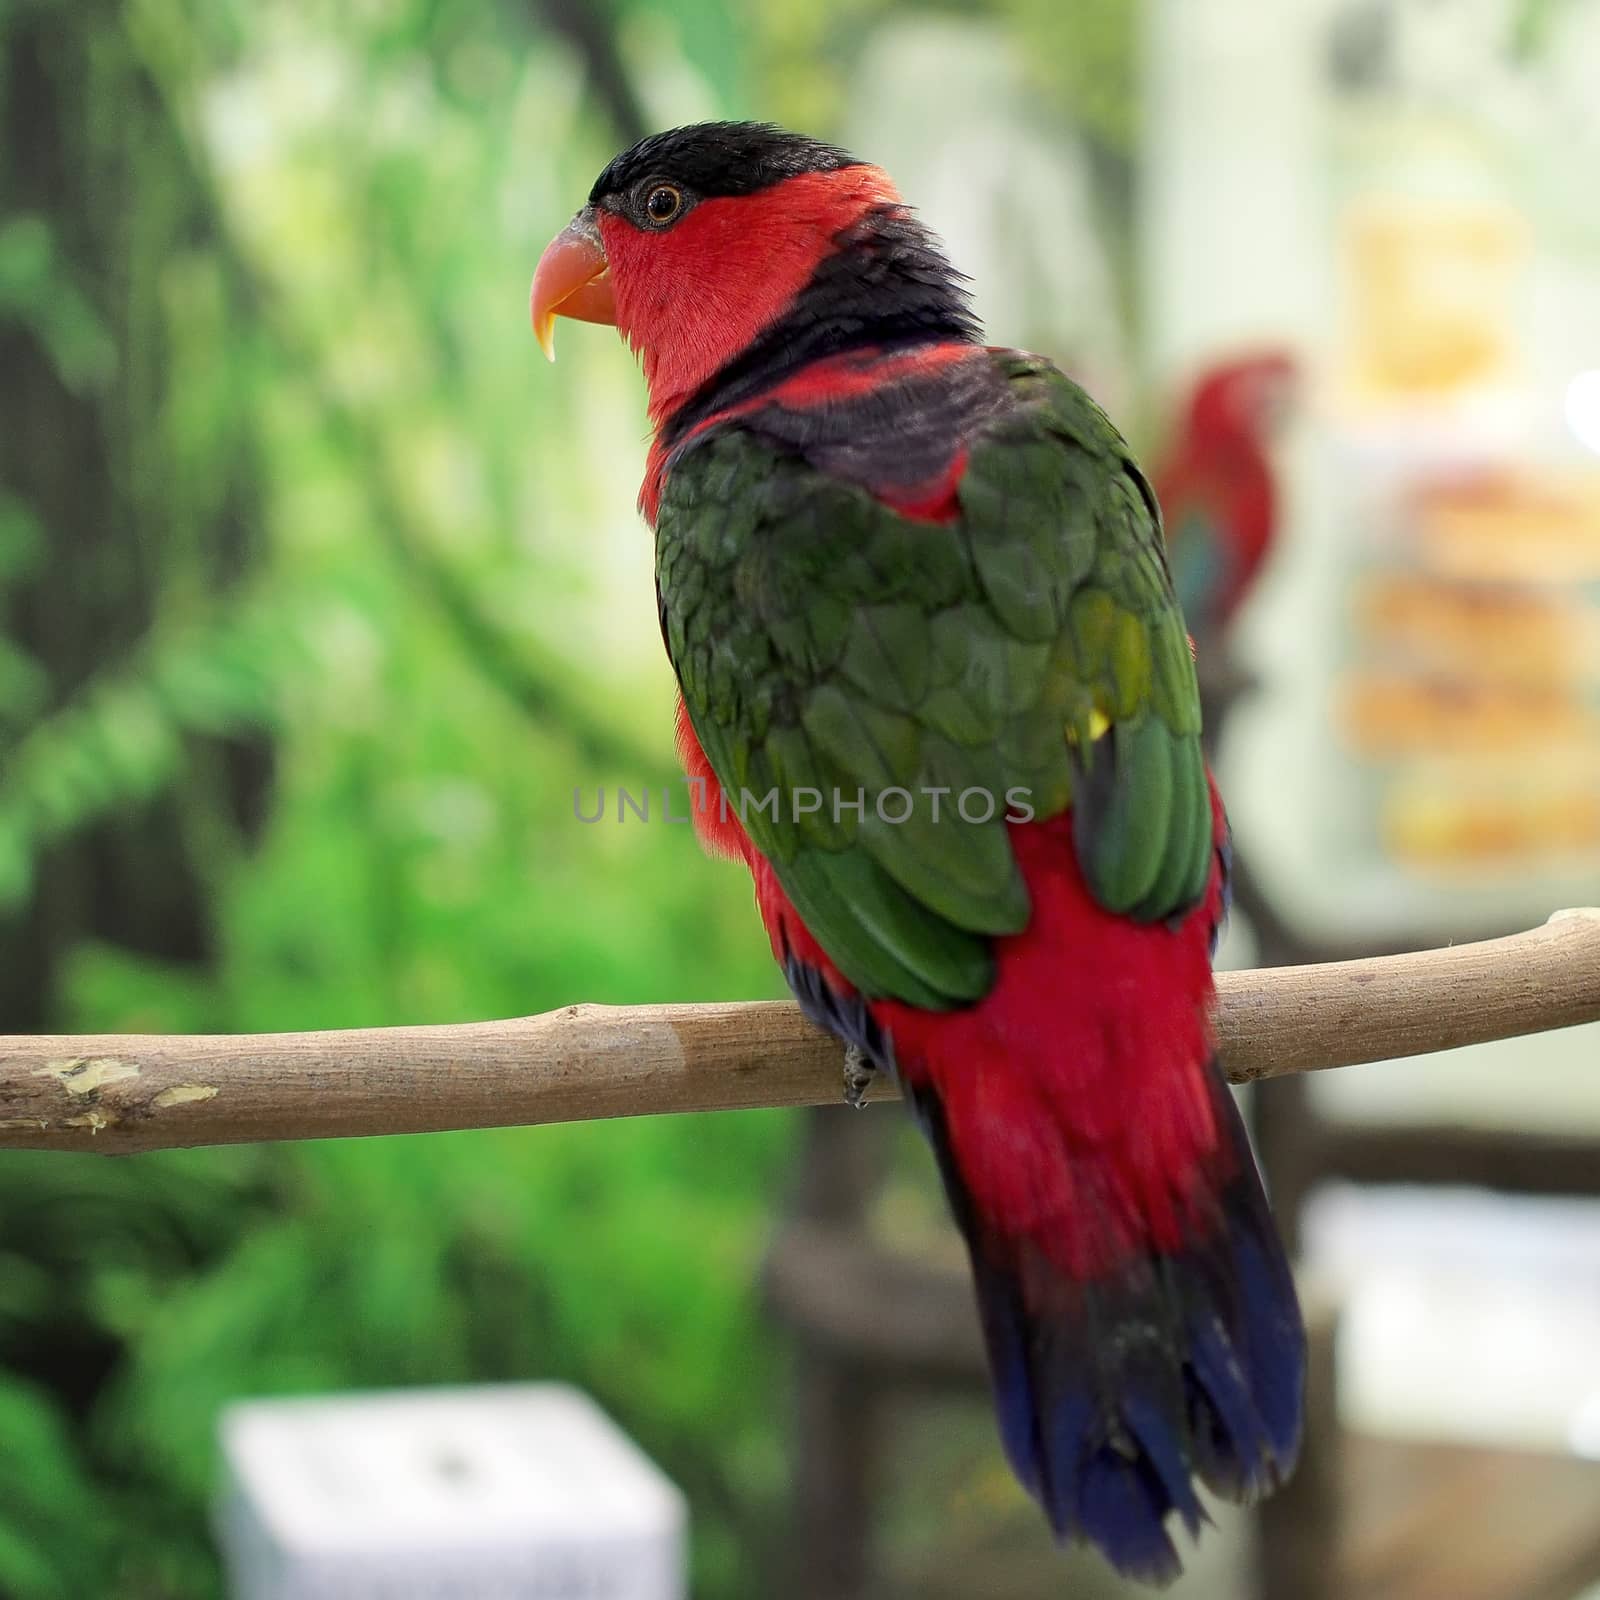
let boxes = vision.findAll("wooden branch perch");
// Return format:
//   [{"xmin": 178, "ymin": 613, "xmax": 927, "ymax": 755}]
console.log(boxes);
[{"xmin": 1, "ymin": 910, "xmax": 1596, "ymax": 1156}]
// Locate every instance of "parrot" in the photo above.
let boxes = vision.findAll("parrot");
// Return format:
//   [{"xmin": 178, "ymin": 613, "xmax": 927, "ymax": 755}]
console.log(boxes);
[
  {"xmin": 1153, "ymin": 352, "xmax": 1297, "ymax": 646},
  {"xmin": 531, "ymin": 122, "xmax": 1304, "ymax": 1583}
]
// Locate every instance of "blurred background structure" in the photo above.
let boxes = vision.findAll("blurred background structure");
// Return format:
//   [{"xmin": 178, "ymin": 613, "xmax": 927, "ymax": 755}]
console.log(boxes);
[{"xmin": 3, "ymin": 0, "xmax": 1600, "ymax": 1596}]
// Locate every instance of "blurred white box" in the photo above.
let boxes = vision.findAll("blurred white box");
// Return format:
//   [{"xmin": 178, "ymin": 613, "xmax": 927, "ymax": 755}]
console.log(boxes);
[{"xmin": 216, "ymin": 1383, "xmax": 686, "ymax": 1600}]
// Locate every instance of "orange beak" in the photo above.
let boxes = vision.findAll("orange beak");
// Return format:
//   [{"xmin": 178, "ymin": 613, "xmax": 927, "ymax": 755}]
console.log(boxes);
[{"xmin": 530, "ymin": 206, "xmax": 614, "ymax": 361}]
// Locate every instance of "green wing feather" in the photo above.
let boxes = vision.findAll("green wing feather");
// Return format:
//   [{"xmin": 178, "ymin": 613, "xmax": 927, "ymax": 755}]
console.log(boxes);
[{"xmin": 656, "ymin": 349, "xmax": 1211, "ymax": 1010}]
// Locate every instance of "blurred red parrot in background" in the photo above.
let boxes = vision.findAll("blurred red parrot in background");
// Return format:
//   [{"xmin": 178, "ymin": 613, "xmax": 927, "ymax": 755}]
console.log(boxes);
[{"xmin": 1154, "ymin": 352, "xmax": 1296, "ymax": 644}]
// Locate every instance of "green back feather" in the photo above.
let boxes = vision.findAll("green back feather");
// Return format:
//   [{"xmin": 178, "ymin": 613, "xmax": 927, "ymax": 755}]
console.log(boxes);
[{"xmin": 656, "ymin": 350, "xmax": 1211, "ymax": 1009}]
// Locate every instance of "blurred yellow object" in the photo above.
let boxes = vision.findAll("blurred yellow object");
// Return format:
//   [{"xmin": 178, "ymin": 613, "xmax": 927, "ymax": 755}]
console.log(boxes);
[
  {"xmin": 1342, "ymin": 200, "xmax": 1526, "ymax": 400},
  {"xmin": 1382, "ymin": 758, "xmax": 1600, "ymax": 869},
  {"xmin": 1336, "ymin": 670, "xmax": 1599, "ymax": 756},
  {"xmin": 1354, "ymin": 574, "xmax": 1600, "ymax": 690},
  {"xmin": 1340, "ymin": 464, "xmax": 1600, "ymax": 878},
  {"xmin": 1409, "ymin": 470, "xmax": 1600, "ymax": 585}
]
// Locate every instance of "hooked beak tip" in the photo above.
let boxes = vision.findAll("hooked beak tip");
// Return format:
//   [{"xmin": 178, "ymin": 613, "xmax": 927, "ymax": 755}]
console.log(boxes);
[{"xmin": 533, "ymin": 307, "xmax": 558, "ymax": 363}]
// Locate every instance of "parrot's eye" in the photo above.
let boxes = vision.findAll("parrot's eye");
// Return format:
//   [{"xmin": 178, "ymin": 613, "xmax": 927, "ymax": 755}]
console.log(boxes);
[{"xmin": 643, "ymin": 184, "xmax": 683, "ymax": 225}]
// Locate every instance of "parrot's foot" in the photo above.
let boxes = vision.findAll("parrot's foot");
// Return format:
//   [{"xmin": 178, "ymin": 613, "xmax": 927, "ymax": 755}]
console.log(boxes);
[{"xmin": 842, "ymin": 1045, "xmax": 876, "ymax": 1110}]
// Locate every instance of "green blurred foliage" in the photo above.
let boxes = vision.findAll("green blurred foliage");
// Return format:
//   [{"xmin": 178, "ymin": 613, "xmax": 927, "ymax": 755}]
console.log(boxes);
[
  {"xmin": 0, "ymin": 1, "xmax": 796, "ymax": 1594},
  {"xmin": 1002, "ymin": 0, "xmax": 1142, "ymax": 161},
  {"xmin": 744, "ymin": 0, "xmax": 1142, "ymax": 152}
]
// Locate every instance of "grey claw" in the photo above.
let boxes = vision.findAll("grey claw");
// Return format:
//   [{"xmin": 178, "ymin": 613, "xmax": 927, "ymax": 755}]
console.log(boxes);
[{"xmin": 842, "ymin": 1044, "xmax": 876, "ymax": 1110}]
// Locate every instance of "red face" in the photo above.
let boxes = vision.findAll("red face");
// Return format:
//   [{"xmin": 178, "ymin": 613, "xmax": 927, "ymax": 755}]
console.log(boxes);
[{"xmin": 532, "ymin": 165, "xmax": 900, "ymax": 424}]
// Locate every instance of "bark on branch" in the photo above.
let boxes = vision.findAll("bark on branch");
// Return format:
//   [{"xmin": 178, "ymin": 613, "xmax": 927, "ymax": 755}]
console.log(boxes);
[{"xmin": 1, "ymin": 910, "xmax": 1596, "ymax": 1156}]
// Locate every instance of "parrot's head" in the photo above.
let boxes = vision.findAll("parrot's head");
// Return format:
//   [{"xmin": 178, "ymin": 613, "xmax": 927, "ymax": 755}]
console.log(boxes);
[
  {"xmin": 531, "ymin": 121, "xmax": 977, "ymax": 426},
  {"xmin": 1187, "ymin": 350, "xmax": 1298, "ymax": 442}
]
